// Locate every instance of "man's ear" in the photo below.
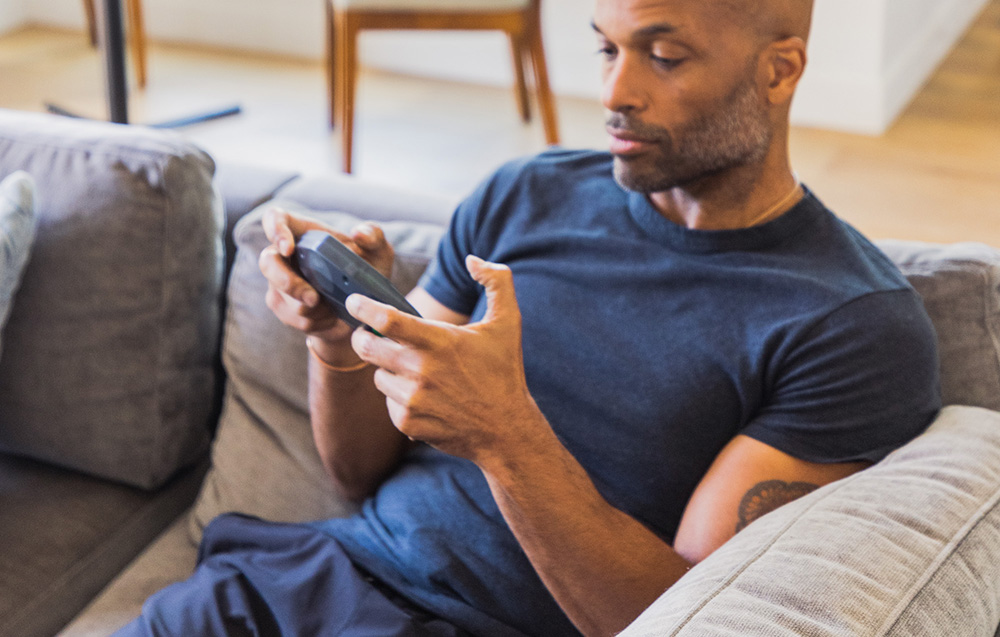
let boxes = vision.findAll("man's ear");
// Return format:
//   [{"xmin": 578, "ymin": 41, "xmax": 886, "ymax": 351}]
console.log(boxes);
[{"xmin": 764, "ymin": 36, "xmax": 807, "ymax": 106}]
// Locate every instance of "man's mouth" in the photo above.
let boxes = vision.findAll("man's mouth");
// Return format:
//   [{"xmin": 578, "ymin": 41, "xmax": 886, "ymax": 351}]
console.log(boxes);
[{"xmin": 606, "ymin": 128, "xmax": 657, "ymax": 156}]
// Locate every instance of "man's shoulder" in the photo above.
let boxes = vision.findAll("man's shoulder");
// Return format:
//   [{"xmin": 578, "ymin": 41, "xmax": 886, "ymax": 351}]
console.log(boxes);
[
  {"xmin": 791, "ymin": 190, "xmax": 914, "ymax": 299},
  {"xmin": 460, "ymin": 149, "xmax": 619, "ymax": 226},
  {"xmin": 488, "ymin": 148, "xmax": 614, "ymax": 189}
]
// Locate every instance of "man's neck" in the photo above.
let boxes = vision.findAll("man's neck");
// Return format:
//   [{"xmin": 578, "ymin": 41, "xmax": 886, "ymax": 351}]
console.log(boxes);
[{"xmin": 647, "ymin": 164, "xmax": 801, "ymax": 231}]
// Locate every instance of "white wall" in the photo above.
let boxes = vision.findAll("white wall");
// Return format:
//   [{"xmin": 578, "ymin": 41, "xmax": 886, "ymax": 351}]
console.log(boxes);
[
  {"xmin": 793, "ymin": 0, "xmax": 990, "ymax": 132},
  {"xmin": 22, "ymin": 0, "xmax": 990, "ymax": 134},
  {"xmin": 0, "ymin": 0, "xmax": 27, "ymax": 35}
]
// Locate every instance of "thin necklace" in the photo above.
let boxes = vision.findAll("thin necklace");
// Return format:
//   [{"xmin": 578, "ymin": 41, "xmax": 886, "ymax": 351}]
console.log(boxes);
[{"xmin": 745, "ymin": 181, "xmax": 803, "ymax": 227}]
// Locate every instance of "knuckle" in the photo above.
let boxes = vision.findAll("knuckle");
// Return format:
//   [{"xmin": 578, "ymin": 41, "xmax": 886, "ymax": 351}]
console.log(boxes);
[
  {"xmin": 368, "ymin": 308, "xmax": 394, "ymax": 335},
  {"xmin": 259, "ymin": 247, "xmax": 291, "ymax": 287},
  {"xmin": 382, "ymin": 243, "xmax": 395, "ymax": 262},
  {"xmin": 264, "ymin": 287, "xmax": 280, "ymax": 312},
  {"xmin": 353, "ymin": 329, "xmax": 378, "ymax": 360},
  {"xmin": 258, "ymin": 245, "xmax": 275, "ymax": 270}
]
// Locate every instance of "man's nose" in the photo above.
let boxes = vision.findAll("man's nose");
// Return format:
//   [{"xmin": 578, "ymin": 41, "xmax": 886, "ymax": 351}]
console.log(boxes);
[{"xmin": 601, "ymin": 54, "xmax": 646, "ymax": 113}]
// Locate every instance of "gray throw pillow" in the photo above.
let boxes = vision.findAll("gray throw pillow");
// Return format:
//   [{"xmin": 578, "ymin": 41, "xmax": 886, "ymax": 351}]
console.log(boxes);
[
  {"xmin": 0, "ymin": 110, "xmax": 224, "ymax": 489},
  {"xmin": 621, "ymin": 405, "xmax": 1000, "ymax": 637},
  {"xmin": 188, "ymin": 201, "xmax": 446, "ymax": 540},
  {"xmin": 0, "ymin": 171, "xmax": 36, "ymax": 358}
]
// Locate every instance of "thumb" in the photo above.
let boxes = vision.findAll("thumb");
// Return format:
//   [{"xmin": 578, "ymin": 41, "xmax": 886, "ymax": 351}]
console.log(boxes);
[{"xmin": 466, "ymin": 255, "xmax": 519, "ymax": 325}]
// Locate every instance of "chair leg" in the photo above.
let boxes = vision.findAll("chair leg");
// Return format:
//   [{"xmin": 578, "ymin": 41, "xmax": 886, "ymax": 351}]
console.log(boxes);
[
  {"xmin": 82, "ymin": 0, "xmax": 99, "ymax": 47},
  {"xmin": 125, "ymin": 0, "xmax": 148, "ymax": 89},
  {"xmin": 326, "ymin": 0, "xmax": 337, "ymax": 129},
  {"xmin": 508, "ymin": 32, "xmax": 531, "ymax": 123},
  {"xmin": 526, "ymin": 9, "xmax": 559, "ymax": 145},
  {"xmin": 335, "ymin": 12, "xmax": 358, "ymax": 173}
]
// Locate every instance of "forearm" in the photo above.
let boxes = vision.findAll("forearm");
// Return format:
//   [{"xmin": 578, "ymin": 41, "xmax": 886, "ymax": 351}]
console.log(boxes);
[
  {"xmin": 308, "ymin": 337, "xmax": 412, "ymax": 501},
  {"xmin": 480, "ymin": 426, "xmax": 692, "ymax": 637}
]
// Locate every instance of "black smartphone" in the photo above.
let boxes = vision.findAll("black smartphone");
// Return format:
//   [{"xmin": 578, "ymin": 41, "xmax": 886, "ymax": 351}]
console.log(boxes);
[{"xmin": 294, "ymin": 230, "xmax": 421, "ymax": 333}]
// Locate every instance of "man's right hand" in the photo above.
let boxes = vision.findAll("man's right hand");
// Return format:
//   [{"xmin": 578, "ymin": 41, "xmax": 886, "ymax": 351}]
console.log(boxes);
[{"xmin": 259, "ymin": 207, "xmax": 396, "ymax": 365}]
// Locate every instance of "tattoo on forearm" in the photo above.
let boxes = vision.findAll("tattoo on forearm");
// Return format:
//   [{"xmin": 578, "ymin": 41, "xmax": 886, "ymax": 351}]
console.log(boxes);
[{"xmin": 735, "ymin": 480, "xmax": 818, "ymax": 532}]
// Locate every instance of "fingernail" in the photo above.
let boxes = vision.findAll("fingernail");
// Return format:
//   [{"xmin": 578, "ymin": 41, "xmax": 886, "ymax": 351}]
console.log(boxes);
[
  {"xmin": 345, "ymin": 294, "xmax": 362, "ymax": 315},
  {"xmin": 304, "ymin": 290, "xmax": 319, "ymax": 308}
]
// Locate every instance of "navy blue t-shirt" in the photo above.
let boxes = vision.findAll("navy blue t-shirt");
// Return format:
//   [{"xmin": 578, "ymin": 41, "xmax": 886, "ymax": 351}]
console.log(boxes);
[{"xmin": 318, "ymin": 149, "xmax": 941, "ymax": 636}]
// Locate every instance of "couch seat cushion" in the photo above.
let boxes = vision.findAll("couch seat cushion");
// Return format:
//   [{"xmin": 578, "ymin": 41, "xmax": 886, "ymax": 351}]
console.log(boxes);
[{"xmin": 0, "ymin": 455, "xmax": 206, "ymax": 637}]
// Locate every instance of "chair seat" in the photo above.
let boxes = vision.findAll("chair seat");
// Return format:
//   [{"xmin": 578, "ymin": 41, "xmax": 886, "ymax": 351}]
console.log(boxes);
[{"xmin": 333, "ymin": 0, "xmax": 530, "ymax": 11}]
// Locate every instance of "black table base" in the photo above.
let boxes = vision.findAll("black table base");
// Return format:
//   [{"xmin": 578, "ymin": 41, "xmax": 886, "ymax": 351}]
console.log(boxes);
[{"xmin": 47, "ymin": 0, "xmax": 241, "ymax": 128}]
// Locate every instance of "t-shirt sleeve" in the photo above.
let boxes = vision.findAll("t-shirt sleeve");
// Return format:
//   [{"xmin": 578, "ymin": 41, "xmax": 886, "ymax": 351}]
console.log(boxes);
[
  {"xmin": 742, "ymin": 289, "xmax": 942, "ymax": 464},
  {"xmin": 417, "ymin": 158, "xmax": 525, "ymax": 316},
  {"xmin": 417, "ymin": 195, "xmax": 480, "ymax": 316}
]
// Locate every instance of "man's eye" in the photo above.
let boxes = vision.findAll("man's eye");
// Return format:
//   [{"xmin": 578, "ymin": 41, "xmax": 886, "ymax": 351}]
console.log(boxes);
[
  {"xmin": 651, "ymin": 55, "xmax": 683, "ymax": 69},
  {"xmin": 596, "ymin": 45, "xmax": 617, "ymax": 60}
]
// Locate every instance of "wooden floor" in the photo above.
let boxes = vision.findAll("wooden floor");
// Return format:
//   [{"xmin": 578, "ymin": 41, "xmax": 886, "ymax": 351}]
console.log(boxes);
[{"xmin": 1, "ymin": 2, "xmax": 998, "ymax": 245}]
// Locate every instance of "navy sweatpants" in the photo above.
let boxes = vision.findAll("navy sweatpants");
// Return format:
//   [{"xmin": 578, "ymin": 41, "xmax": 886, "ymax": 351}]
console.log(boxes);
[{"xmin": 115, "ymin": 514, "xmax": 470, "ymax": 637}]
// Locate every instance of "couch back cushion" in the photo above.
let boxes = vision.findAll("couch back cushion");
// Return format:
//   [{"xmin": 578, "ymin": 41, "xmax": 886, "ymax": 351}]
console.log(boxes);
[
  {"xmin": 0, "ymin": 110, "xmax": 224, "ymax": 489},
  {"xmin": 189, "ymin": 199, "xmax": 448, "ymax": 538}
]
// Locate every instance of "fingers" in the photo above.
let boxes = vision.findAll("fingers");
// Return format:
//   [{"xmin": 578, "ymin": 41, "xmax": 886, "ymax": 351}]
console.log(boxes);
[
  {"xmin": 347, "ymin": 294, "xmax": 439, "ymax": 349},
  {"xmin": 465, "ymin": 255, "xmax": 520, "ymax": 325},
  {"xmin": 262, "ymin": 207, "xmax": 356, "ymax": 257},
  {"xmin": 259, "ymin": 209, "xmax": 391, "ymax": 305},
  {"xmin": 261, "ymin": 208, "xmax": 297, "ymax": 257},
  {"xmin": 344, "ymin": 257, "xmax": 518, "ymax": 350},
  {"xmin": 351, "ymin": 222, "xmax": 384, "ymax": 251},
  {"xmin": 349, "ymin": 222, "xmax": 395, "ymax": 276},
  {"xmin": 259, "ymin": 244, "xmax": 320, "ymax": 309}
]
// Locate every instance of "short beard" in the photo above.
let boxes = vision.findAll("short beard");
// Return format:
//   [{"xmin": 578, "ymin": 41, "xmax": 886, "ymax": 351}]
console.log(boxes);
[{"xmin": 610, "ymin": 75, "xmax": 772, "ymax": 194}]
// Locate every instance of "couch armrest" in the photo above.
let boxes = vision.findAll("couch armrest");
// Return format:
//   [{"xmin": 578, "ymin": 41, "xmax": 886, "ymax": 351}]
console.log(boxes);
[
  {"xmin": 0, "ymin": 108, "xmax": 223, "ymax": 489},
  {"xmin": 621, "ymin": 405, "xmax": 1000, "ymax": 637}
]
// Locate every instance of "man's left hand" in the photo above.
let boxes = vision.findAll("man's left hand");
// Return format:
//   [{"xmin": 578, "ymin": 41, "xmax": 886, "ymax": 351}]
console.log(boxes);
[{"xmin": 346, "ymin": 255, "xmax": 548, "ymax": 468}]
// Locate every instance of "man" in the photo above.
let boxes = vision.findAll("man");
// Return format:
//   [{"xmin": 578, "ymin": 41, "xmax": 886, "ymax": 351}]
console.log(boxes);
[{"xmin": 120, "ymin": 0, "xmax": 940, "ymax": 635}]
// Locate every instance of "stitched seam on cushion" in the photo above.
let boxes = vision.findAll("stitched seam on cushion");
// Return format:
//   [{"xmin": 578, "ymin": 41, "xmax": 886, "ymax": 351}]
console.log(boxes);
[
  {"xmin": 670, "ymin": 473, "xmax": 863, "ymax": 635},
  {"xmin": 876, "ymin": 481, "xmax": 1000, "ymax": 635}
]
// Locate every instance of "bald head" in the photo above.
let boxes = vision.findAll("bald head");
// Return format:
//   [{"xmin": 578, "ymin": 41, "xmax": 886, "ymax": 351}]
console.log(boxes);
[{"xmin": 716, "ymin": 0, "xmax": 814, "ymax": 44}]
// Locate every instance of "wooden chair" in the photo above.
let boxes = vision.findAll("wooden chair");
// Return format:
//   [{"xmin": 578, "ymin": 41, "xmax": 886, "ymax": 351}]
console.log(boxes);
[
  {"xmin": 82, "ymin": 0, "xmax": 148, "ymax": 89},
  {"xmin": 326, "ymin": 0, "xmax": 560, "ymax": 173}
]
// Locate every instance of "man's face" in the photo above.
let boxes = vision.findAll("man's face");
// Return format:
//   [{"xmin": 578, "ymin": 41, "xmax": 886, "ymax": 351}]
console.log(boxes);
[{"xmin": 593, "ymin": 0, "xmax": 774, "ymax": 193}]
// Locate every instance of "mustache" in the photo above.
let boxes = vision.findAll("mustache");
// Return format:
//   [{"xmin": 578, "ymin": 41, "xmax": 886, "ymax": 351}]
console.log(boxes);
[{"xmin": 605, "ymin": 113, "xmax": 670, "ymax": 141}]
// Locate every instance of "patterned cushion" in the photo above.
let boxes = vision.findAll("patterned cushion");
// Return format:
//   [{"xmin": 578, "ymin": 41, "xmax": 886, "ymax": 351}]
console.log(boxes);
[{"xmin": 0, "ymin": 171, "xmax": 36, "ymax": 359}]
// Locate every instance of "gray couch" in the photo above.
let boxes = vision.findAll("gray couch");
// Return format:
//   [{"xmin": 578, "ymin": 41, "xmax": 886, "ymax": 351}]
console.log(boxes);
[{"xmin": 0, "ymin": 108, "xmax": 998, "ymax": 637}]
